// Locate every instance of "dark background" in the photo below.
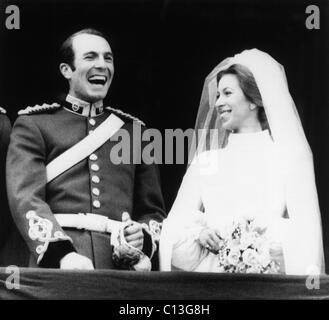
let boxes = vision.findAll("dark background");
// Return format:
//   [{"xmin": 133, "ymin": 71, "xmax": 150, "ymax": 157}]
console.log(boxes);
[{"xmin": 0, "ymin": 0, "xmax": 329, "ymax": 272}]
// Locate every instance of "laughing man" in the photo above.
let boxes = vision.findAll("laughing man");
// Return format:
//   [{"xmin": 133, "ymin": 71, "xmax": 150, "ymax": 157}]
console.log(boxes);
[{"xmin": 6, "ymin": 28, "xmax": 165, "ymax": 270}]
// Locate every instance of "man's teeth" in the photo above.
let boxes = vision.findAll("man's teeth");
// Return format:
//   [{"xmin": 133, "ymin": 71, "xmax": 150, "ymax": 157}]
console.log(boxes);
[
  {"xmin": 89, "ymin": 76, "xmax": 106, "ymax": 80},
  {"xmin": 88, "ymin": 76, "xmax": 107, "ymax": 85}
]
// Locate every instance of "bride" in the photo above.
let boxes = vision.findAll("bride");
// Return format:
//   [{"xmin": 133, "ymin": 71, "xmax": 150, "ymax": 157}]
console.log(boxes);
[{"xmin": 159, "ymin": 49, "xmax": 325, "ymax": 275}]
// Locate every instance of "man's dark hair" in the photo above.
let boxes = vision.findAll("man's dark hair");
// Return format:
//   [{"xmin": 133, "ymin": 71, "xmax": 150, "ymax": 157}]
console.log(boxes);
[{"xmin": 59, "ymin": 28, "xmax": 110, "ymax": 71}]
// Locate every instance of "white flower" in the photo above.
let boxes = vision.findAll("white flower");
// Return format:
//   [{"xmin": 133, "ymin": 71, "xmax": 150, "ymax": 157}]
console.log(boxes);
[
  {"xmin": 258, "ymin": 252, "xmax": 272, "ymax": 268},
  {"xmin": 242, "ymin": 248, "xmax": 259, "ymax": 267},
  {"xmin": 217, "ymin": 218, "xmax": 280, "ymax": 273},
  {"xmin": 239, "ymin": 232, "xmax": 256, "ymax": 251},
  {"xmin": 227, "ymin": 248, "xmax": 241, "ymax": 265},
  {"xmin": 227, "ymin": 238, "xmax": 240, "ymax": 251}
]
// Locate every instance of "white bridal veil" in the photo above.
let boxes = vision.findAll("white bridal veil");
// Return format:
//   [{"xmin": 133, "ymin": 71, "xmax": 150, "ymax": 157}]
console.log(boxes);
[{"xmin": 160, "ymin": 49, "xmax": 325, "ymax": 275}]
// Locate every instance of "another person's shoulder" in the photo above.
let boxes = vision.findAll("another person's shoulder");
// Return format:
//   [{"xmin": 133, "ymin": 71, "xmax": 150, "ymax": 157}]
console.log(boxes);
[
  {"xmin": 0, "ymin": 106, "xmax": 7, "ymax": 115},
  {"xmin": 105, "ymin": 106, "xmax": 145, "ymax": 127},
  {"xmin": 0, "ymin": 107, "xmax": 9, "ymax": 122},
  {"xmin": 0, "ymin": 107, "xmax": 11, "ymax": 133},
  {"xmin": 0, "ymin": 107, "xmax": 10, "ymax": 121}
]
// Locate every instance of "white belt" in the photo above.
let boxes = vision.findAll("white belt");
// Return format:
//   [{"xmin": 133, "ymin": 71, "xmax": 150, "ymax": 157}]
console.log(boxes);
[
  {"xmin": 55, "ymin": 213, "xmax": 152, "ymax": 271},
  {"xmin": 54, "ymin": 213, "xmax": 123, "ymax": 246}
]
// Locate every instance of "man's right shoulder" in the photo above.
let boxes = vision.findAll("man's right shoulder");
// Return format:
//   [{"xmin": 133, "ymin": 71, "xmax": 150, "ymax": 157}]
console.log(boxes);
[{"xmin": 11, "ymin": 103, "xmax": 63, "ymax": 142}]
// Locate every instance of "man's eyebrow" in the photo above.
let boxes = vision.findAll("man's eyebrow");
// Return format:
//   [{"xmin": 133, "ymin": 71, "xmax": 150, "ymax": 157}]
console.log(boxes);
[
  {"xmin": 83, "ymin": 51, "xmax": 97, "ymax": 56},
  {"xmin": 104, "ymin": 52, "xmax": 114, "ymax": 58},
  {"xmin": 82, "ymin": 51, "xmax": 113, "ymax": 57}
]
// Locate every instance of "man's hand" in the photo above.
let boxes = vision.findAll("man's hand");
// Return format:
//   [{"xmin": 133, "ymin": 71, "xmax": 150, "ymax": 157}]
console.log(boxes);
[
  {"xmin": 60, "ymin": 252, "xmax": 94, "ymax": 270},
  {"xmin": 122, "ymin": 212, "xmax": 144, "ymax": 251},
  {"xmin": 199, "ymin": 228, "xmax": 222, "ymax": 254}
]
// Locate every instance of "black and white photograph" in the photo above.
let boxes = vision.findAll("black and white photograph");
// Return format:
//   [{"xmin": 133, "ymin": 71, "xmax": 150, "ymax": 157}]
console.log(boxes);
[{"xmin": 0, "ymin": 0, "xmax": 328, "ymax": 305}]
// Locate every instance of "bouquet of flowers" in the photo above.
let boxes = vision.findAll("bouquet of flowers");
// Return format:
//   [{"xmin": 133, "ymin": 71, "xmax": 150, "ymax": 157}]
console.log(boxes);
[{"xmin": 216, "ymin": 218, "xmax": 281, "ymax": 274}]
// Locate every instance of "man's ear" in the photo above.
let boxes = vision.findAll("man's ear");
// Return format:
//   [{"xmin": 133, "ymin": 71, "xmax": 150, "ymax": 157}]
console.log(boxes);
[{"xmin": 59, "ymin": 63, "xmax": 73, "ymax": 79}]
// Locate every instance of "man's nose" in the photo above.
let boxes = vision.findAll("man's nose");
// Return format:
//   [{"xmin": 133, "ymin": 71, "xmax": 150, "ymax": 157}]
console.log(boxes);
[{"xmin": 94, "ymin": 56, "xmax": 106, "ymax": 69}]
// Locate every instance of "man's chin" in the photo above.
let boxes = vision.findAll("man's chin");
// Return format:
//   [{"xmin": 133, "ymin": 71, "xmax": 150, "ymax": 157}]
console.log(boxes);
[{"xmin": 85, "ymin": 91, "xmax": 108, "ymax": 103}]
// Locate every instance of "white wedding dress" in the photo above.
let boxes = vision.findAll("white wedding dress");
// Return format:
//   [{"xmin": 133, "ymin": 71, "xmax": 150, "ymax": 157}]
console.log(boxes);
[
  {"xmin": 160, "ymin": 49, "xmax": 324, "ymax": 275},
  {"xmin": 163, "ymin": 130, "xmax": 323, "ymax": 274}
]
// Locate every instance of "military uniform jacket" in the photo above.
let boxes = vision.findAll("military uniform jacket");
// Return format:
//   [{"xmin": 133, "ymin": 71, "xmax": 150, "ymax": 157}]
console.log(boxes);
[
  {"xmin": 0, "ymin": 109, "xmax": 12, "ymax": 253},
  {"xmin": 6, "ymin": 100, "xmax": 166, "ymax": 268}
]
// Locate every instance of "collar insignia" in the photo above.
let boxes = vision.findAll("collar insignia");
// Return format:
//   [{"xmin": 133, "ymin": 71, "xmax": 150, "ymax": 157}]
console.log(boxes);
[{"xmin": 64, "ymin": 95, "xmax": 104, "ymax": 117}]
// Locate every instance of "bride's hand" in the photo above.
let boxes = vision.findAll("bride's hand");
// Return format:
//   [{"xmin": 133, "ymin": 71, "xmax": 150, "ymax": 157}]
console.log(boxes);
[{"xmin": 198, "ymin": 228, "xmax": 222, "ymax": 253}]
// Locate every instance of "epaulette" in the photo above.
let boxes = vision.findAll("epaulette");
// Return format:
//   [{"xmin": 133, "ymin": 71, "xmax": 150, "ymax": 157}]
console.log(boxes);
[
  {"xmin": 18, "ymin": 103, "xmax": 61, "ymax": 115},
  {"xmin": 0, "ymin": 107, "xmax": 7, "ymax": 114},
  {"xmin": 106, "ymin": 106, "xmax": 145, "ymax": 126}
]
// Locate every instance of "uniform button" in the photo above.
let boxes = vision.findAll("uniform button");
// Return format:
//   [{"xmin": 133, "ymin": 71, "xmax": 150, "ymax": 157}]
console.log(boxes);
[
  {"xmin": 93, "ymin": 200, "xmax": 101, "ymax": 208},
  {"xmin": 89, "ymin": 119, "xmax": 96, "ymax": 126},
  {"xmin": 92, "ymin": 188, "xmax": 100, "ymax": 196},
  {"xmin": 92, "ymin": 175, "xmax": 100, "ymax": 183},
  {"xmin": 91, "ymin": 164, "xmax": 99, "ymax": 171},
  {"xmin": 89, "ymin": 154, "xmax": 98, "ymax": 161}
]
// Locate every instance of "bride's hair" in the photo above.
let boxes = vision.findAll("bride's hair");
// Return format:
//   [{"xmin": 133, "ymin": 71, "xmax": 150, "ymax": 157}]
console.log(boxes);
[{"xmin": 216, "ymin": 64, "xmax": 269, "ymax": 131}]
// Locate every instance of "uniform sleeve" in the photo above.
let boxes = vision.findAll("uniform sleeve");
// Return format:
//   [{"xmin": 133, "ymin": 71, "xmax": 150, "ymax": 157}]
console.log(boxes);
[
  {"xmin": 131, "ymin": 126, "xmax": 166, "ymax": 260},
  {"xmin": 133, "ymin": 161, "xmax": 166, "ymax": 260},
  {"xmin": 6, "ymin": 116, "xmax": 75, "ymax": 266},
  {"xmin": 0, "ymin": 115, "xmax": 12, "ymax": 249}
]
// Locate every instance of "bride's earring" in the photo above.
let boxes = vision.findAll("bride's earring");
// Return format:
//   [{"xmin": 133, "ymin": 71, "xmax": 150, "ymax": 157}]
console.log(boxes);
[{"xmin": 249, "ymin": 103, "xmax": 256, "ymax": 111}]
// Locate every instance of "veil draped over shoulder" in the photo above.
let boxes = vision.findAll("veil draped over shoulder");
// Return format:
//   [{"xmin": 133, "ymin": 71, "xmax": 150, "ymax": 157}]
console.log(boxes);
[{"xmin": 160, "ymin": 49, "xmax": 325, "ymax": 275}]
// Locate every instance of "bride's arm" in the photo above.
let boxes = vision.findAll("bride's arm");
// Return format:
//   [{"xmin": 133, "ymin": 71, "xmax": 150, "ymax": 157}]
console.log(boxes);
[
  {"xmin": 283, "ymin": 153, "xmax": 324, "ymax": 275},
  {"xmin": 160, "ymin": 158, "xmax": 208, "ymax": 271},
  {"xmin": 168, "ymin": 162, "xmax": 203, "ymax": 221}
]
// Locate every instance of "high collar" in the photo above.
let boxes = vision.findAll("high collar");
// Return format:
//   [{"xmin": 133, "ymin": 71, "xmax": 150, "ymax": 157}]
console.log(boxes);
[
  {"xmin": 227, "ymin": 129, "xmax": 272, "ymax": 149},
  {"xmin": 64, "ymin": 95, "xmax": 104, "ymax": 117}
]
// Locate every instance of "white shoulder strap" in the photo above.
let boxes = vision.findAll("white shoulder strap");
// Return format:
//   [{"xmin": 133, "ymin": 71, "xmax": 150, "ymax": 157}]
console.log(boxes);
[{"xmin": 46, "ymin": 113, "xmax": 125, "ymax": 183}]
